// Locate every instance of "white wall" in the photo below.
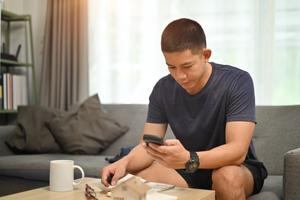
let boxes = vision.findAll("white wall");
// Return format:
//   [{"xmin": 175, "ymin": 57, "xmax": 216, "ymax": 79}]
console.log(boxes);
[{"xmin": 2, "ymin": 0, "xmax": 47, "ymax": 102}]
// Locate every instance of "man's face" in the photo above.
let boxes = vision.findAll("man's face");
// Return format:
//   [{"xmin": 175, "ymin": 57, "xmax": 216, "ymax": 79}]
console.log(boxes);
[{"xmin": 163, "ymin": 49, "xmax": 211, "ymax": 95}]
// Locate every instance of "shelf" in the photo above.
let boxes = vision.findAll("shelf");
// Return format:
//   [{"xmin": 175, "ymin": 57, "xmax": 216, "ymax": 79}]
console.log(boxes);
[
  {"xmin": 1, "ymin": 10, "xmax": 31, "ymax": 21},
  {"xmin": 0, "ymin": 59, "xmax": 33, "ymax": 67},
  {"xmin": 0, "ymin": 109, "xmax": 17, "ymax": 114},
  {"xmin": 0, "ymin": 9, "xmax": 37, "ymax": 124}
]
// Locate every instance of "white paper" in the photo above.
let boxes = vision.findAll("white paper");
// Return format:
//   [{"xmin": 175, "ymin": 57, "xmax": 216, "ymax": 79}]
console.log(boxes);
[{"xmin": 98, "ymin": 174, "xmax": 134, "ymax": 191}]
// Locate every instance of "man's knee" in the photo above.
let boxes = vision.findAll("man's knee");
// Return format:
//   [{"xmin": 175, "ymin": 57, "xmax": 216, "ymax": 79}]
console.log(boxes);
[
  {"xmin": 212, "ymin": 166, "xmax": 245, "ymax": 191},
  {"xmin": 134, "ymin": 163, "xmax": 154, "ymax": 180},
  {"xmin": 134, "ymin": 162, "xmax": 188, "ymax": 188}
]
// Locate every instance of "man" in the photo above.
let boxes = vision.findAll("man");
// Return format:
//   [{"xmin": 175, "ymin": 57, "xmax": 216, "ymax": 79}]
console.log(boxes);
[{"xmin": 101, "ymin": 18, "xmax": 267, "ymax": 200}]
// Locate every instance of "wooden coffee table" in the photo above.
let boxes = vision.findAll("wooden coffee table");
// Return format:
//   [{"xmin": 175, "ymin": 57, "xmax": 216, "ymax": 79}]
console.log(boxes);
[{"xmin": 0, "ymin": 178, "xmax": 215, "ymax": 200}]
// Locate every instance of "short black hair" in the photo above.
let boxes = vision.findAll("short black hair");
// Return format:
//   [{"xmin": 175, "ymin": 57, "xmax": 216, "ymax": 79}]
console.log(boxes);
[{"xmin": 161, "ymin": 18, "xmax": 207, "ymax": 53}]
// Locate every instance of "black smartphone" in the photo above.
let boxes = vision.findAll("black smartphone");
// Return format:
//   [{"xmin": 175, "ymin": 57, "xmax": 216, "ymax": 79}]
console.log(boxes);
[{"xmin": 143, "ymin": 134, "xmax": 164, "ymax": 145}]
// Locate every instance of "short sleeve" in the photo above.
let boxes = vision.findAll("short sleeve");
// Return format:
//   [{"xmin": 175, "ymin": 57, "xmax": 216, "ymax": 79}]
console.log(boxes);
[
  {"xmin": 226, "ymin": 72, "xmax": 256, "ymax": 122},
  {"xmin": 147, "ymin": 80, "xmax": 168, "ymax": 123}
]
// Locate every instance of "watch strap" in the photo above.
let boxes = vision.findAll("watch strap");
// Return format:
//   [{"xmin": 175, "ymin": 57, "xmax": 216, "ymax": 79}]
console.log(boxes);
[{"xmin": 185, "ymin": 151, "xmax": 200, "ymax": 173}]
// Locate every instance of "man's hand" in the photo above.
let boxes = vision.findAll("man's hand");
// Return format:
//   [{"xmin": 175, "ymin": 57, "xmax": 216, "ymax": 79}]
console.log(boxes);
[
  {"xmin": 100, "ymin": 158, "xmax": 128, "ymax": 187},
  {"xmin": 143, "ymin": 139, "xmax": 190, "ymax": 169}
]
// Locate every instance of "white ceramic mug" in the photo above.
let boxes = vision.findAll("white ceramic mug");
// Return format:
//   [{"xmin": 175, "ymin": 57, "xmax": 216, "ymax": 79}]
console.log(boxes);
[{"xmin": 49, "ymin": 160, "xmax": 85, "ymax": 192}]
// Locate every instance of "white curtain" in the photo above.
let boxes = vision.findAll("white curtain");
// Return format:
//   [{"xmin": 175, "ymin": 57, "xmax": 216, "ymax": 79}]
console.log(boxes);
[{"xmin": 88, "ymin": 0, "xmax": 300, "ymax": 105}]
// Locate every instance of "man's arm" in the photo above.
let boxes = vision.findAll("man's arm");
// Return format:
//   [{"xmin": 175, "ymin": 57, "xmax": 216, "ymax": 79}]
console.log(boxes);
[
  {"xmin": 125, "ymin": 122, "xmax": 167, "ymax": 172},
  {"xmin": 101, "ymin": 122, "xmax": 167, "ymax": 186},
  {"xmin": 144, "ymin": 121, "xmax": 254, "ymax": 170},
  {"xmin": 198, "ymin": 121, "xmax": 255, "ymax": 169}
]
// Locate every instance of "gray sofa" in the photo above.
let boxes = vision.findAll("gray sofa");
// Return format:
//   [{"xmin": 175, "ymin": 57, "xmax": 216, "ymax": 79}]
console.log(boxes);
[{"xmin": 0, "ymin": 104, "xmax": 299, "ymax": 200}]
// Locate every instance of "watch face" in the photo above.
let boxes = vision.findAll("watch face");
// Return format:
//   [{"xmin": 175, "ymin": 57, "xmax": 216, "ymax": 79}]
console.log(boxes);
[
  {"xmin": 190, "ymin": 162, "xmax": 198, "ymax": 170},
  {"xmin": 185, "ymin": 152, "xmax": 199, "ymax": 173},
  {"xmin": 185, "ymin": 160, "xmax": 198, "ymax": 173}
]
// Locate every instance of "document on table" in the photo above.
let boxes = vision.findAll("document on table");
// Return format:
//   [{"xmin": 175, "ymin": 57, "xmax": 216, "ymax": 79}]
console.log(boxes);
[{"xmin": 98, "ymin": 173, "xmax": 178, "ymax": 199}]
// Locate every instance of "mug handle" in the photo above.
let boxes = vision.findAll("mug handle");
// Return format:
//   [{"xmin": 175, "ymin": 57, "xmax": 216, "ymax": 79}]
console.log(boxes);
[{"xmin": 73, "ymin": 165, "xmax": 85, "ymax": 185}]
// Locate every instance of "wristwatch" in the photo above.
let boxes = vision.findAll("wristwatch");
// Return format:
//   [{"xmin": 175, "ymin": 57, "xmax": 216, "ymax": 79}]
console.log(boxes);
[{"xmin": 185, "ymin": 151, "xmax": 200, "ymax": 173}]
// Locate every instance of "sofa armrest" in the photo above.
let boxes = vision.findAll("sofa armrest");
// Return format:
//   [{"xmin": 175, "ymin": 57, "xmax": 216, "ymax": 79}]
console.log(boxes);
[
  {"xmin": 283, "ymin": 147, "xmax": 300, "ymax": 200},
  {"xmin": 0, "ymin": 125, "xmax": 15, "ymax": 156}
]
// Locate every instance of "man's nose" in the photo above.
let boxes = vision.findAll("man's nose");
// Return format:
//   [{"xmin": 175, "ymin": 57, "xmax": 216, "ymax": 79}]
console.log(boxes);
[{"xmin": 176, "ymin": 68, "xmax": 187, "ymax": 80}]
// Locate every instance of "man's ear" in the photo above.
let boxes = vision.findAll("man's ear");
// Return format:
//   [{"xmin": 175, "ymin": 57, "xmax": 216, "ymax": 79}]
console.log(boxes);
[{"xmin": 203, "ymin": 49, "xmax": 212, "ymax": 62}]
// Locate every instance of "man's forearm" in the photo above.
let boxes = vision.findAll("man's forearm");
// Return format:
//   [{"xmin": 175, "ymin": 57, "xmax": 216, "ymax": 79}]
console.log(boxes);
[
  {"xmin": 197, "ymin": 121, "xmax": 254, "ymax": 169},
  {"xmin": 121, "ymin": 144, "xmax": 154, "ymax": 173},
  {"xmin": 198, "ymin": 142, "xmax": 247, "ymax": 169}
]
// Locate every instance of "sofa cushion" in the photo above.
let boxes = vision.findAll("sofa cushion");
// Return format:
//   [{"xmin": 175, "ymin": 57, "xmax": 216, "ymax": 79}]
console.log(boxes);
[
  {"xmin": 47, "ymin": 94, "xmax": 129, "ymax": 154},
  {"xmin": 0, "ymin": 126, "xmax": 15, "ymax": 156},
  {"xmin": 253, "ymin": 105, "xmax": 300, "ymax": 175},
  {"xmin": 283, "ymin": 148, "xmax": 300, "ymax": 200},
  {"xmin": 0, "ymin": 154, "xmax": 108, "ymax": 182},
  {"xmin": 247, "ymin": 191, "xmax": 280, "ymax": 200},
  {"xmin": 261, "ymin": 175, "xmax": 283, "ymax": 199},
  {"xmin": 5, "ymin": 106, "xmax": 61, "ymax": 153}
]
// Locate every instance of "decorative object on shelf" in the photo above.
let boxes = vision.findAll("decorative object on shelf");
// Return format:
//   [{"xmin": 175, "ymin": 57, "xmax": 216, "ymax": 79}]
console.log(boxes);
[{"xmin": 0, "ymin": 44, "xmax": 21, "ymax": 64}]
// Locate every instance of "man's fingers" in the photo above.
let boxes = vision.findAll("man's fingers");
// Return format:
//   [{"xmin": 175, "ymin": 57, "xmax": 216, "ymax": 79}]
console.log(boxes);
[
  {"xmin": 101, "ymin": 168, "xmax": 117, "ymax": 187},
  {"xmin": 164, "ymin": 139, "xmax": 179, "ymax": 146},
  {"xmin": 146, "ymin": 145, "xmax": 167, "ymax": 156},
  {"xmin": 101, "ymin": 172, "xmax": 110, "ymax": 186},
  {"xmin": 111, "ymin": 170, "xmax": 125, "ymax": 186}
]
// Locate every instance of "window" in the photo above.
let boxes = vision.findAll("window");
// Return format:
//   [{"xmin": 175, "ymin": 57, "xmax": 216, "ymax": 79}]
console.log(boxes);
[{"xmin": 88, "ymin": 0, "xmax": 300, "ymax": 105}]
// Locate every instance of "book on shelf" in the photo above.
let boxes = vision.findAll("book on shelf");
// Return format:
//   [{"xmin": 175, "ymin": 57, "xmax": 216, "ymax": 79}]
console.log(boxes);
[
  {"xmin": 0, "ymin": 72, "xmax": 2, "ymax": 110},
  {"xmin": 0, "ymin": 85, "xmax": 2, "ymax": 110},
  {"xmin": 3, "ymin": 73, "xmax": 7, "ymax": 109},
  {"xmin": 13, "ymin": 74, "xmax": 28, "ymax": 110},
  {"xmin": 1, "ymin": 73, "xmax": 28, "ymax": 110}
]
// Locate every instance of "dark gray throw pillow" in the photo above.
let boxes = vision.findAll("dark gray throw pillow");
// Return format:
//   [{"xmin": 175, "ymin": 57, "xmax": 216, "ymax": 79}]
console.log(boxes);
[
  {"xmin": 47, "ymin": 94, "xmax": 129, "ymax": 154},
  {"xmin": 5, "ymin": 106, "xmax": 62, "ymax": 153}
]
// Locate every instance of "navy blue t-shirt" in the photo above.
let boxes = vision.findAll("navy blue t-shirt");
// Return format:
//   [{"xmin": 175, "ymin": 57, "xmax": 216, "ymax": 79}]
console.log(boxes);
[{"xmin": 147, "ymin": 62, "xmax": 258, "ymax": 160}]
